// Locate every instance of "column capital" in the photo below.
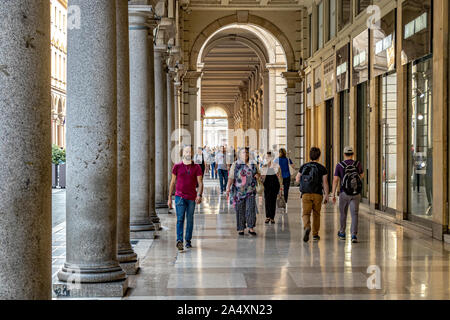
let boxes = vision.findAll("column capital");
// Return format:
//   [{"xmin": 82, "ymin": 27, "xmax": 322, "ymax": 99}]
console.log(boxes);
[
  {"xmin": 128, "ymin": 5, "xmax": 155, "ymax": 28},
  {"xmin": 282, "ymin": 71, "xmax": 302, "ymax": 88},
  {"xmin": 183, "ymin": 70, "xmax": 203, "ymax": 87}
]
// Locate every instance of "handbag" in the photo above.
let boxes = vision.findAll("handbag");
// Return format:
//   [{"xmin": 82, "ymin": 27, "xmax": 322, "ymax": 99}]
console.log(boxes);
[
  {"xmin": 277, "ymin": 192, "xmax": 286, "ymax": 209},
  {"xmin": 256, "ymin": 179, "xmax": 264, "ymax": 195}
]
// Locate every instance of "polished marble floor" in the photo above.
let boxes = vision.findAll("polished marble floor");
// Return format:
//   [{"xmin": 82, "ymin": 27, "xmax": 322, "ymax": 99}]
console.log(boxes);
[{"xmin": 123, "ymin": 178, "xmax": 450, "ymax": 300}]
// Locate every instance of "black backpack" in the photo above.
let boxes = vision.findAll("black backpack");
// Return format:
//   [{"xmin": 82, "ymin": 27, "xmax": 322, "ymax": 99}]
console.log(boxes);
[
  {"xmin": 300, "ymin": 163, "xmax": 321, "ymax": 194},
  {"xmin": 339, "ymin": 161, "xmax": 363, "ymax": 195}
]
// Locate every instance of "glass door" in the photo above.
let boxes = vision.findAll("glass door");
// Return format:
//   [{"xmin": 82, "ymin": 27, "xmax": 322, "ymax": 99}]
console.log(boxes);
[
  {"xmin": 379, "ymin": 72, "xmax": 397, "ymax": 212},
  {"xmin": 407, "ymin": 55, "xmax": 433, "ymax": 222},
  {"xmin": 339, "ymin": 90, "xmax": 350, "ymax": 161},
  {"xmin": 357, "ymin": 82, "xmax": 369, "ymax": 199},
  {"xmin": 325, "ymin": 99, "xmax": 334, "ymax": 186}
]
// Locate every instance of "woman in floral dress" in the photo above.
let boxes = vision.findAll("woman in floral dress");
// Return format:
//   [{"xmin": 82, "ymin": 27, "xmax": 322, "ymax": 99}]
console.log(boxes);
[{"xmin": 226, "ymin": 147, "xmax": 261, "ymax": 236}]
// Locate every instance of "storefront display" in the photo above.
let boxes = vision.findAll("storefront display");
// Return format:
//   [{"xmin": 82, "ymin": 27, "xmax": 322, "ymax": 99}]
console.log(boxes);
[
  {"xmin": 408, "ymin": 56, "xmax": 433, "ymax": 220},
  {"xmin": 352, "ymin": 29, "xmax": 370, "ymax": 86}
]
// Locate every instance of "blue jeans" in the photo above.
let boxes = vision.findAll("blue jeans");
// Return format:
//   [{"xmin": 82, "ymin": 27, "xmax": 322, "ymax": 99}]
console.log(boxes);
[
  {"xmin": 175, "ymin": 196, "xmax": 196, "ymax": 243},
  {"xmin": 210, "ymin": 163, "xmax": 216, "ymax": 179},
  {"xmin": 218, "ymin": 169, "xmax": 229, "ymax": 193}
]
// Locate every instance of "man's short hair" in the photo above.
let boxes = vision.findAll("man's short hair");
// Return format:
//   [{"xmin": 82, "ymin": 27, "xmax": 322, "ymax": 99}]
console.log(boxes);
[{"xmin": 310, "ymin": 147, "xmax": 321, "ymax": 161}]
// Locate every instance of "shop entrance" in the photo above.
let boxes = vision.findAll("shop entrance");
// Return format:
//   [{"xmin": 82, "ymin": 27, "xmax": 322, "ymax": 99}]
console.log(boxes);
[
  {"xmin": 379, "ymin": 72, "xmax": 398, "ymax": 213},
  {"xmin": 325, "ymin": 99, "xmax": 334, "ymax": 186},
  {"xmin": 356, "ymin": 82, "xmax": 369, "ymax": 200}
]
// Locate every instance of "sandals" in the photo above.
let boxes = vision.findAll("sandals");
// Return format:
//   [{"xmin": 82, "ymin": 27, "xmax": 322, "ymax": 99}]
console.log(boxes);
[
  {"xmin": 265, "ymin": 218, "xmax": 271, "ymax": 224},
  {"xmin": 270, "ymin": 219, "xmax": 275, "ymax": 224}
]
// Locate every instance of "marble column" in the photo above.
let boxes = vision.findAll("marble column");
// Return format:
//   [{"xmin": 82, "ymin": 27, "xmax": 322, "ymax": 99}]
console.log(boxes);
[
  {"xmin": 0, "ymin": 0, "xmax": 51, "ymax": 300},
  {"xmin": 148, "ymin": 21, "xmax": 161, "ymax": 229},
  {"xmin": 128, "ymin": 7, "xmax": 155, "ymax": 233},
  {"xmin": 116, "ymin": 0, "xmax": 138, "ymax": 274},
  {"xmin": 55, "ymin": 0, "xmax": 127, "ymax": 297},
  {"xmin": 262, "ymin": 70, "xmax": 270, "ymax": 151},
  {"xmin": 155, "ymin": 47, "xmax": 169, "ymax": 209},
  {"xmin": 167, "ymin": 72, "xmax": 176, "ymax": 183}
]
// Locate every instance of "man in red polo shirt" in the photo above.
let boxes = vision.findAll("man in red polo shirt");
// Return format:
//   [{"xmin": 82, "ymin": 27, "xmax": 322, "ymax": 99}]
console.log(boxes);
[{"xmin": 168, "ymin": 145, "xmax": 204, "ymax": 252}]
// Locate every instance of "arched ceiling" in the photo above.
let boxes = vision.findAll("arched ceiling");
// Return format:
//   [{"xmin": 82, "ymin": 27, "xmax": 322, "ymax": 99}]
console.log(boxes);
[{"xmin": 200, "ymin": 27, "xmax": 273, "ymax": 109}]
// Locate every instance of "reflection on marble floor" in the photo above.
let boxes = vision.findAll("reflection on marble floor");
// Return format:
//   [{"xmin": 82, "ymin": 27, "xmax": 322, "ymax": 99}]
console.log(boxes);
[{"xmin": 124, "ymin": 178, "xmax": 450, "ymax": 300}]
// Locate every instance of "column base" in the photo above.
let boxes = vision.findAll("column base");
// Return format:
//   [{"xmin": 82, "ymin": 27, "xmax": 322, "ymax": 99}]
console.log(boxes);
[
  {"xmin": 118, "ymin": 249, "xmax": 139, "ymax": 275},
  {"xmin": 131, "ymin": 229, "xmax": 160, "ymax": 239},
  {"xmin": 130, "ymin": 221, "xmax": 155, "ymax": 232},
  {"xmin": 53, "ymin": 278, "xmax": 128, "ymax": 298},
  {"xmin": 119, "ymin": 259, "xmax": 140, "ymax": 275},
  {"xmin": 156, "ymin": 202, "xmax": 169, "ymax": 209}
]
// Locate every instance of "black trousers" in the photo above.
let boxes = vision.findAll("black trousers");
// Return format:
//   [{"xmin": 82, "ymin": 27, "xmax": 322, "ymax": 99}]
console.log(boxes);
[
  {"xmin": 283, "ymin": 177, "xmax": 291, "ymax": 203},
  {"xmin": 264, "ymin": 175, "xmax": 280, "ymax": 219}
]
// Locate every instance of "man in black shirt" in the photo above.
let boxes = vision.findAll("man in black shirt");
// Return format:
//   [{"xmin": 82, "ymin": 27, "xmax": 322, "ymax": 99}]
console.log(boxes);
[{"xmin": 296, "ymin": 147, "xmax": 329, "ymax": 242}]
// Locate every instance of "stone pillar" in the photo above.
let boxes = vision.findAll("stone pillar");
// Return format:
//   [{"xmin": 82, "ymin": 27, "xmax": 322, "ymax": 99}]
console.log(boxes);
[
  {"xmin": 155, "ymin": 47, "xmax": 169, "ymax": 209},
  {"xmin": 148, "ymin": 21, "xmax": 161, "ymax": 229},
  {"xmin": 395, "ymin": 2, "xmax": 408, "ymax": 221},
  {"xmin": 262, "ymin": 70, "xmax": 270, "ymax": 152},
  {"xmin": 183, "ymin": 71, "xmax": 202, "ymax": 147},
  {"xmin": 128, "ymin": 7, "xmax": 155, "ymax": 233},
  {"xmin": 282, "ymin": 72, "xmax": 302, "ymax": 168},
  {"xmin": 432, "ymin": 0, "xmax": 449, "ymax": 239},
  {"xmin": 267, "ymin": 65, "xmax": 278, "ymax": 150},
  {"xmin": 167, "ymin": 71, "xmax": 176, "ymax": 182},
  {"xmin": 0, "ymin": 0, "xmax": 51, "ymax": 300},
  {"xmin": 116, "ymin": 0, "xmax": 138, "ymax": 274},
  {"xmin": 55, "ymin": 0, "xmax": 128, "ymax": 297}
]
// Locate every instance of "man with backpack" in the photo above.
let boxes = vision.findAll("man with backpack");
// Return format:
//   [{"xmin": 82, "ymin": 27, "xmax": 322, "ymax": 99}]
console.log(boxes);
[
  {"xmin": 331, "ymin": 146, "xmax": 364, "ymax": 243},
  {"xmin": 296, "ymin": 147, "xmax": 329, "ymax": 242}
]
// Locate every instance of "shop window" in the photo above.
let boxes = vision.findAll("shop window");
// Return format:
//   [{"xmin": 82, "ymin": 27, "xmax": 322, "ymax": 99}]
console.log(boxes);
[
  {"xmin": 357, "ymin": 0, "xmax": 371, "ymax": 16},
  {"xmin": 408, "ymin": 56, "xmax": 433, "ymax": 220},
  {"xmin": 338, "ymin": 0, "xmax": 351, "ymax": 31},
  {"xmin": 328, "ymin": 0, "xmax": 336, "ymax": 40},
  {"xmin": 309, "ymin": 14, "xmax": 313, "ymax": 57},
  {"xmin": 317, "ymin": 1, "xmax": 324, "ymax": 50},
  {"xmin": 339, "ymin": 90, "xmax": 350, "ymax": 160}
]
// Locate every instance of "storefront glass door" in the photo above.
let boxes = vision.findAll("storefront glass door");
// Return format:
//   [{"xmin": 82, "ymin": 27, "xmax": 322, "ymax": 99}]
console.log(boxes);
[
  {"xmin": 380, "ymin": 72, "xmax": 397, "ymax": 212},
  {"xmin": 357, "ymin": 82, "xmax": 369, "ymax": 199},
  {"xmin": 325, "ymin": 99, "xmax": 334, "ymax": 186},
  {"xmin": 407, "ymin": 55, "xmax": 433, "ymax": 221}
]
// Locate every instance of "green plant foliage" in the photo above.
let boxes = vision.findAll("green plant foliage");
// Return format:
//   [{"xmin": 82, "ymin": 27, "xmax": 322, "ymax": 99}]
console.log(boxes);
[{"xmin": 52, "ymin": 144, "xmax": 66, "ymax": 164}]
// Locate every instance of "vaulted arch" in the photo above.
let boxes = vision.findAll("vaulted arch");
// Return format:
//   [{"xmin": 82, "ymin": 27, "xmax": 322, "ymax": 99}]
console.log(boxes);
[{"xmin": 189, "ymin": 13, "xmax": 296, "ymax": 71}]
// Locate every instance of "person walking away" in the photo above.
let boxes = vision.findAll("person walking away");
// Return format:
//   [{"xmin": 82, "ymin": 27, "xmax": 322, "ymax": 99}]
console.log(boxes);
[
  {"xmin": 203, "ymin": 147, "xmax": 210, "ymax": 176},
  {"xmin": 194, "ymin": 147, "xmax": 206, "ymax": 176},
  {"xmin": 210, "ymin": 148, "xmax": 217, "ymax": 179},
  {"xmin": 261, "ymin": 152, "xmax": 282, "ymax": 224},
  {"xmin": 216, "ymin": 146, "xmax": 229, "ymax": 194},
  {"xmin": 168, "ymin": 145, "xmax": 204, "ymax": 252},
  {"xmin": 275, "ymin": 148, "xmax": 295, "ymax": 204},
  {"xmin": 331, "ymin": 146, "xmax": 364, "ymax": 243},
  {"xmin": 296, "ymin": 147, "xmax": 329, "ymax": 242},
  {"xmin": 226, "ymin": 148, "xmax": 261, "ymax": 236}
]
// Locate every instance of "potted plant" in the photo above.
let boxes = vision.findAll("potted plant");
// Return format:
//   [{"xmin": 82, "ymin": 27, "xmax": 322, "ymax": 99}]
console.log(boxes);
[{"xmin": 52, "ymin": 145, "xmax": 66, "ymax": 188}]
